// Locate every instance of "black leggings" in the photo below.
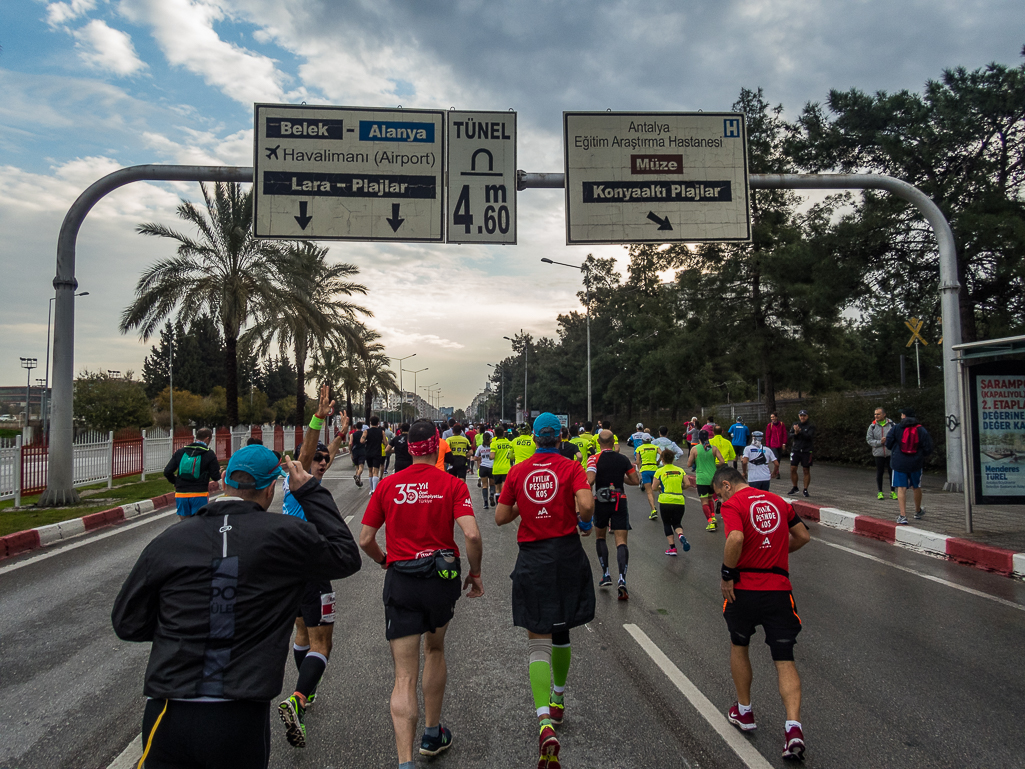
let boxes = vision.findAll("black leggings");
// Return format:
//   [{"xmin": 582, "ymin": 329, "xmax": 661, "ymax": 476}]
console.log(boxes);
[
  {"xmin": 140, "ymin": 699, "xmax": 270, "ymax": 769},
  {"xmin": 875, "ymin": 456, "xmax": 892, "ymax": 492},
  {"xmin": 661, "ymin": 502, "xmax": 685, "ymax": 536}
]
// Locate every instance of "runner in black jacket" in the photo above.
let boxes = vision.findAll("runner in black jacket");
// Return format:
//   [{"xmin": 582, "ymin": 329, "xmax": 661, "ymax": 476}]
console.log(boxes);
[{"xmin": 113, "ymin": 445, "xmax": 361, "ymax": 769}]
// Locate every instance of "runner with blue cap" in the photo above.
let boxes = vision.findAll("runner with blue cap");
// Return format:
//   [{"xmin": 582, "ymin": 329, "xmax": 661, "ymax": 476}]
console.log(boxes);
[{"xmin": 496, "ymin": 412, "xmax": 596, "ymax": 769}]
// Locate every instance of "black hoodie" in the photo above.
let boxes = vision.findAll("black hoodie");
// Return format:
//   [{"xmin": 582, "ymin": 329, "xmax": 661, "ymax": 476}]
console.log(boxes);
[{"xmin": 112, "ymin": 477, "xmax": 360, "ymax": 701}]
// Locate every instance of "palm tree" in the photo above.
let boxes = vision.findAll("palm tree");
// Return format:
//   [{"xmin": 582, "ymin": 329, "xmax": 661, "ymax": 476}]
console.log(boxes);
[
  {"xmin": 119, "ymin": 182, "xmax": 304, "ymax": 426},
  {"xmin": 244, "ymin": 241, "xmax": 369, "ymax": 425},
  {"xmin": 357, "ymin": 351, "xmax": 400, "ymax": 422}
]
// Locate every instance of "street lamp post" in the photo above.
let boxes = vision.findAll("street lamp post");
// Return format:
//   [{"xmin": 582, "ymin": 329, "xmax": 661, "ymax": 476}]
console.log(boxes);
[
  {"xmin": 408, "ymin": 367, "xmax": 428, "ymax": 419},
  {"xmin": 541, "ymin": 258, "xmax": 615, "ymax": 424},
  {"xmin": 389, "ymin": 353, "xmax": 416, "ymax": 421},
  {"xmin": 422, "ymin": 383, "xmax": 439, "ymax": 420},
  {"xmin": 20, "ymin": 357, "xmax": 38, "ymax": 428},
  {"xmin": 503, "ymin": 333, "xmax": 528, "ymax": 422},
  {"xmin": 487, "ymin": 363, "xmax": 504, "ymax": 422},
  {"xmin": 43, "ymin": 291, "xmax": 88, "ymax": 440}
]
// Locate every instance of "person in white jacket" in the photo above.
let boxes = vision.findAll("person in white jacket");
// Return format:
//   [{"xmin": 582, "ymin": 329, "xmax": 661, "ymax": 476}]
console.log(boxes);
[{"xmin": 866, "ymin": 407, "xmax": 897, "ymax": 500}]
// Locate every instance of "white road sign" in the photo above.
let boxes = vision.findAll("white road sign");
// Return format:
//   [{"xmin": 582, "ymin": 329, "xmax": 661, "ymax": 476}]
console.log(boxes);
[
  {"xmin": 446, "ymin": 111, "xmax": 517, "ymax": 244},
  {"xmin": 254, "ymin": 104, "xmax": 445, "ymax": 241},
  {"xmin": 563, "ymin": 112, "xmax": 750, "ymax": 244}
]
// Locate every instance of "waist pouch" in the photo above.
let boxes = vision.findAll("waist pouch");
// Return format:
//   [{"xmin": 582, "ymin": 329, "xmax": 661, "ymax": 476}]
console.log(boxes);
[
  {"xmin": 594, "ymin": 486, "xmax": 627, "ymax": 510},
  {"xmin": 391, "ymin": 549, "xmax": 460, "ymax": 580},
  {"xmin": 749, "ymin": 452, "xmax": 768, "ymax": 466}
]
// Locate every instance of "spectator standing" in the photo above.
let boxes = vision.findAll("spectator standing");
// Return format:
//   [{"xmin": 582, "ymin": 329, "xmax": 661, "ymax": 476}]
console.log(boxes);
[
  {"xmin": 685, "ymin": 417, "xmax": 700, "ymax": 450},
  {"xmin": 866, "ymin": 407, "xmax": 897, "ymax": 501},
  {"xmin": 787, "ymin": 411, "xmax": 815, "ymax": 497},
  {"xmin": 764, "ymin": 414, "xmax": 787, "ymax": 479},
  {"xmin": 885, "ymin": 407, "xmax": 934, "ymax": 524},
  {"xmin": 163, "ymin": 426, "xmax": 221, "ymax": 520},
  {"xmin": 728, "ymin": 418, "xmax": 750, "ymax": 469}
]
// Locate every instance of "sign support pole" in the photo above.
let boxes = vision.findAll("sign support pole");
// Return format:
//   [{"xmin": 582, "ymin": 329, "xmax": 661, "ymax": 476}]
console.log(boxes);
[{"xmin": 45, "ymin": 166, "xmax": 964, "ymax": 504}]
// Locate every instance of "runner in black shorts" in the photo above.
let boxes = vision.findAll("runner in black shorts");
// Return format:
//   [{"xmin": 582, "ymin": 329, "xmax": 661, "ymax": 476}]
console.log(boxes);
[
  {"xmin": 362, "ymin": 416, "xmax": 385, "ymax": 495},
  {"xmin": 715, "ymin": 465, "xmax": 811, "ymax": 761},
  {"xmin": 349, "ymin": 421, "xmax": 366, "ymax": 487},
  {"xmin": 360, "ymin": 420, "xmax": 484, "ymax": 767},
  {"xmin": 586, "ymin": 430, "xmax": 640, "ymax": 600},
  {"xmin": 788, "ymin": 410, "xmax": 815, "ymax": 497}
]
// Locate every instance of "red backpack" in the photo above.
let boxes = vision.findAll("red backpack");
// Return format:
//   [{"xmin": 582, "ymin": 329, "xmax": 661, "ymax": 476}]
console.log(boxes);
[{"xmin": 899, "ymin": 425, "xmax": 920, "ymax": 454}]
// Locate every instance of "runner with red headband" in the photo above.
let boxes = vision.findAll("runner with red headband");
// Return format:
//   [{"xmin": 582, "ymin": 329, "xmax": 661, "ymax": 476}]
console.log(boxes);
[{"xmin": 359, "ymin": 419, "xmax": 484, "ymax": 769}]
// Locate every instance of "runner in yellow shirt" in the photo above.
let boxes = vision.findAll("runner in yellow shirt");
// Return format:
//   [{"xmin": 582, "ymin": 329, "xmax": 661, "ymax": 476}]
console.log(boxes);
[
  {"xmin": 512, "ymin": 425, "xmax": 536, "ymax": 463},
  {"xmin": 710, "ymin": 426, "xmax": 736, "ymax": 466},
  {"xmin": 634, "ymin": 437, "xmax": 662, "ymax": 520},
  {"xmin": 592, "ymin": 420, "xmax": 619, "ymax": 454},
  {"xmin": 490, "ymin": 428, "xmax": 516, "ymax": 502},
  {"xmin": 652, "ymin": 449, "xmax": 693, "ymax": 555},
  {"xmin": 570, "ymin": 427, "xmax": 594, "ymax": 469}
]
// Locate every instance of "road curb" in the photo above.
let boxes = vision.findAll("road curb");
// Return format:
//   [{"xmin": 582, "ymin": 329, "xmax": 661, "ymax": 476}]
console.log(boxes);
[
  {"xmin": 0, "ymin": 483, "xmax": 217, "ymax": 561},
  {"xmin": 791, "ymin": 498, "xmax": 1025, "ymax": 578}
]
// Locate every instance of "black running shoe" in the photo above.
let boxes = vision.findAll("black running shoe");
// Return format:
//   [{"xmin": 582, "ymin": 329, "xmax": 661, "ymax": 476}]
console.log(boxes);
[
  {"xmin": 599, "ymin": 573, "xmax": 612, "ymax": 588},
  {"xmin": 788, "ymin": 486, "xmax": 799, "ymax": 495},
  {"xmin": 420, "ymin": 725, "xmax": 452, "ymax": 756}
]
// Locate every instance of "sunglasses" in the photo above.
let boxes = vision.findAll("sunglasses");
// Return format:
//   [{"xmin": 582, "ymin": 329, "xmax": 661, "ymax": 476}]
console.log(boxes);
[{"xmin": 313, "ymin": 452, "xmax": 329, "ymax": 463}]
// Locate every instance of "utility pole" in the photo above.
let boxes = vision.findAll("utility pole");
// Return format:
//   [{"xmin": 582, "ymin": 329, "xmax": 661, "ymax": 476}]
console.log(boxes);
[{"xmin": 20, "ymin": 358, "xmax": 37, "ymax": 429}]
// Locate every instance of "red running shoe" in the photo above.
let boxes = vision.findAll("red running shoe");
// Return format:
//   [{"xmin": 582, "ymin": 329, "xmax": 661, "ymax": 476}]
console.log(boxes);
[
  {"xmin": 727, "ymin": 702, "xmax": 757, "ymax": 731},
  {"xmin": 548, "ymin": 698, "xmax": 564, "ymax": 725},
  {"xmin": 782, "ymin": 724, "xmax": 805, "ymax": 761},
  {"xmin": 538, "ymin": 723, "xmax": 560, "ymax": 761}
]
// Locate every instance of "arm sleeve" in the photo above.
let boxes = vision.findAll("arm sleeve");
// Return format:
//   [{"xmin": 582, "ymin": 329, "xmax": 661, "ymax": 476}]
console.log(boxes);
[
  {"xmin": 163, "ymin": 449, "xmax": 179, "ymax": 485},
  {"xmin": 111, "ymin": 548, "xmax": 160, "ymax": 642},
  {"xmin": 292, "ymin": 478, "xmax": 362, "ymax": 581}
]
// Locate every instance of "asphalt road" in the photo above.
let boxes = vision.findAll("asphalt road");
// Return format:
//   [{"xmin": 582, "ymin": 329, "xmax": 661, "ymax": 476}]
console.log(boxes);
[{"xmin": 2, "ymin": 459, "xmax": 1024, "ymax": 769}]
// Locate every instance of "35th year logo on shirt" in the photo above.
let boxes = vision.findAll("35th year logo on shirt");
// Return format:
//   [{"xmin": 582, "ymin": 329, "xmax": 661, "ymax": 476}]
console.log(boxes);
[{"xmin": 392, "ymin": 482, "xmax": 430, "ymax": 504}]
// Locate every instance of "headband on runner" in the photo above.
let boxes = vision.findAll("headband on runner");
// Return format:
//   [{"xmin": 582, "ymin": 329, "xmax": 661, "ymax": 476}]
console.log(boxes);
[{"xmin": 408, "ymin": 426, "xmax": 440, "ymax": 456}]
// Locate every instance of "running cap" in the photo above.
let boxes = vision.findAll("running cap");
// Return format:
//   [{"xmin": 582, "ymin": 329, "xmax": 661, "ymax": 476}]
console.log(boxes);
[
  {"xmin": 316, "ymin": 442, "xmax": 329, "ymax": 453},
  {"xmin": 578, "ymin": 427, "xmax": 586, "ymax": 434},
  {"xmin": 752, "ymin": 431, "xmax": 764, "ymax": 438},
  {"xmin": 224, "ymin": 445, "xmax": 286, "ymax": 490},
  {"xmin": 798, "ymin": 410, "xmax": 808, "ymax": 416},
  {"xmin": 901, "ymin": 407, "xmax": 916, "ymax": 418},
  {"xmin": 532, "ymin": 412, "xmax": 561, "ymax": 439},
  {"xmin": 636, "ymin": 422, "xmax": 643, "ymax": 429}
]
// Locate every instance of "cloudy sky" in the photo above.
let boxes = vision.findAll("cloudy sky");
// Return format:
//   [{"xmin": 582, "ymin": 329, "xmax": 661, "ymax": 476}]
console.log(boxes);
[{"xmin": 0, "ymin": 0, "xmax": 1020, "ymax": 411}]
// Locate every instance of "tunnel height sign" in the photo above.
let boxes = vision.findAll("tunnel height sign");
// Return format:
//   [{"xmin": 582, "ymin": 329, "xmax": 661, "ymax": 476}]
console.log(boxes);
[
  {"xmin": 254, "ymin": 104, "xmax": 445, "ymax": 241},
  {"xmin": 563, "ymin": 111, "xmax": 751, "ymax": 244}
]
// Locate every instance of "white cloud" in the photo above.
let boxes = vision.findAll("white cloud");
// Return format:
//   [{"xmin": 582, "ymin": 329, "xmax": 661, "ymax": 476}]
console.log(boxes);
[
  {"xmin": 45, "ymin": 0, "xmax": 96, "ymax": 27},
  {"xmin": 118, "ymin": 0, "xmax": 295, "ymax": 106},
  {"xmin": 73, "ymin": 20, "xmax": 148, "ymax": 76}
]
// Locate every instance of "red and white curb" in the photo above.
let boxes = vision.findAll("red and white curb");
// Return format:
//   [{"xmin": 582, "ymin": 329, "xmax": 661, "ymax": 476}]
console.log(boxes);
[
  {"xmin": 791, "ymin": 500, "xmax": 1025, "ymax": 579},
  {"xmin": 0, "ymin": 482, "xmax": 219, "ymax": 561}
]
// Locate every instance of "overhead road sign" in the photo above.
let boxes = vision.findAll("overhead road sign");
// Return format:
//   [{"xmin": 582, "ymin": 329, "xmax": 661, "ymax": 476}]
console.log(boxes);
[
  {"xmin": 447, "ymin": 110, "xmax": 517, "ymax": 244},
  {"xmin": 563, "ymin": 111, "xmax": 751, "ymax": 244},
  {"xmin": 254, "ymin": 104, "xmax": 445, "ymax": 241}
]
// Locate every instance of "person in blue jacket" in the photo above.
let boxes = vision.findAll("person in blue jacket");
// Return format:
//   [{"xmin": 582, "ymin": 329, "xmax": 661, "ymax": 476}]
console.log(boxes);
[
  {"xmin": 728, "ymin": 418, "xmax": 750, "ymax": 469},
  {"xmin": 885, "ymin": 407, "xmax": 934, "ymax": 525}
]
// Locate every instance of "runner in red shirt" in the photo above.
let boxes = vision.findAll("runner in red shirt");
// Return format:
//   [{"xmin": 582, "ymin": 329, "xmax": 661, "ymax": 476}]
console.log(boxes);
[
  {"xmin": 495, "ymin": 412, "xmax": 595, "ymax": 769},
  {"xmin": 359, "ymin": 420, "xmax": 484, "ymax": 768},
  {"xmin": 714, "ymin": 465, "xmax": 810, "ymax": 762}
]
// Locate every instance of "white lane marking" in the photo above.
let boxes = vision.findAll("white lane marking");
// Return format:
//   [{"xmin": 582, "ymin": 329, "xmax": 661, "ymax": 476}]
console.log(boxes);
[
  {"xmin": 0, "ymin": 510, "xmax": 176, "ymax": 577},
  {"xmin": 624, "ymin": 624, "xmax": 774, "ymax": 769},
  {"xmin": 106, "ymin": 733, "xmax": 141, "ymax": 769},
  {"xmin": 814, "ymin": 539, "xmax": 1025, "ymax": 613},
  {"xmin": 344, "ymin": 515, "xmax": 354, "ymax": 524}
]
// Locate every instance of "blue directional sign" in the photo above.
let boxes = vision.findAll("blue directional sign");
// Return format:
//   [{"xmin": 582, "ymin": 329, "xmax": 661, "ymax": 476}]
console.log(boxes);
[{"xmin": 254, "ymin": 104, "xmax": 445, "ymax": 241}]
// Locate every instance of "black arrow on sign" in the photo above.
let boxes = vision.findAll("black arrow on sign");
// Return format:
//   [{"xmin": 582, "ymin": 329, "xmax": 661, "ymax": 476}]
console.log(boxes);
[
  {"xmin": 294, "ymin": 201, "xmax": 313, "ymax": 230},
  {"xmin": 646, "ymin": 211, "xmax": 673, "ymax": 231},
  {"xmin": 386, "ymin": 203, "xmax": 405, "ymax": 232}
]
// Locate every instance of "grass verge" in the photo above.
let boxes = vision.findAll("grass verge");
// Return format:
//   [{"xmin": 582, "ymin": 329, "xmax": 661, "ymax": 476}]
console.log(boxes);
[{"xmin": 0, "ymin": 474, "xmax": 179, "ymax": 537}]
